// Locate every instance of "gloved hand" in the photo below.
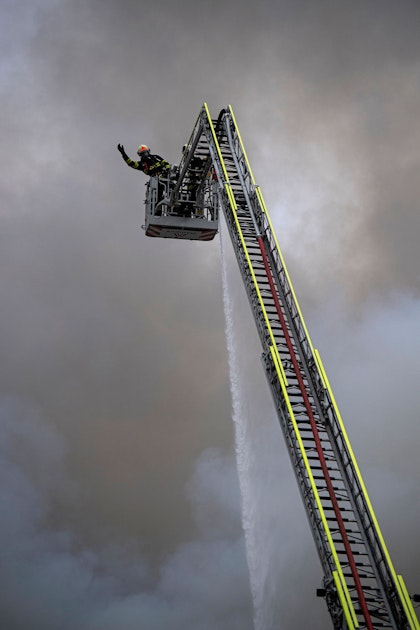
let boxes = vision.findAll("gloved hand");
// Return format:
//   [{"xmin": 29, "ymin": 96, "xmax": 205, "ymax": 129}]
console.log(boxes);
[{"xmin": 118, "ymin": 144, "xmax": 128, "ymax": 162}]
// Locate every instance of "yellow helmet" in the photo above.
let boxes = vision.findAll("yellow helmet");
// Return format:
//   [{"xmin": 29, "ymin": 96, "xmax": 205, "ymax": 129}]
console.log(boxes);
[{"xmin": 137, "ymin": 144, "xmax": 149, "ymax": 156}]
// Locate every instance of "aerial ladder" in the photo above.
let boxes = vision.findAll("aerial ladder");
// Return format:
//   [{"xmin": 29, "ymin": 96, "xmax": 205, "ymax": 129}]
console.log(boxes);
[{"xmin": 141, "ymin": 104, "xmax": 419, "ymax": 630}]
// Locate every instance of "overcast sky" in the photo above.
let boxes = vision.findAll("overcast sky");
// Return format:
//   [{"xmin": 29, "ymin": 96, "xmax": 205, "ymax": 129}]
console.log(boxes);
[{"xmin": 1, "ymin": 1, "xmax": 420, "ymax": 628}]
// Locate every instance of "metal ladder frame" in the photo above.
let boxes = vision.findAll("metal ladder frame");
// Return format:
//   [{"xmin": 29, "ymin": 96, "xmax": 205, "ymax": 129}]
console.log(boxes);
[{"xmin": 173, "ymin": 103, "xmax": 419, "ymax": 630}]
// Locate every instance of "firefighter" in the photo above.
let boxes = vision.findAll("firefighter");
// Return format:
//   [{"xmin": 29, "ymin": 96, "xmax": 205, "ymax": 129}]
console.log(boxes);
[
  {"xmin": 118, "ymin": 144, "xmax": 171, "ymax": 215},
  {"xmin": 117, "ymin": 144, "xmax": 170, "ymax": 175}
]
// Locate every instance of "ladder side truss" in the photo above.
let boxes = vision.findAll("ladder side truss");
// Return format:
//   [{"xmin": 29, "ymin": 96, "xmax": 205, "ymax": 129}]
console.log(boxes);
[{"xmin": 177, "ymin": 104, "xmax": 419, "ymax": 630}]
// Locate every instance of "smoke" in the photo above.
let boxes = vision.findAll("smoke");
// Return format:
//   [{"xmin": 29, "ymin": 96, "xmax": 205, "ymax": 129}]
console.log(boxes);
[
  {"xmin": 0, "ymin": 398, "xmax": 252, "ymax": 630},
  {"xmin": 1, "ymin": 0, "xmax": 420, "ymax": 627}
]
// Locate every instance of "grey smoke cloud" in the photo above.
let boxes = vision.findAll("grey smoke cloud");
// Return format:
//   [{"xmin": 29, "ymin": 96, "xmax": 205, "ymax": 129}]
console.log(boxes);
[
  {"xmin": 0, "ymin": 399, "xmax": 252, "ymax": 630},
  {"xmin": 1, "ymin": 0, "xmax": 419, "ymax": 628}
]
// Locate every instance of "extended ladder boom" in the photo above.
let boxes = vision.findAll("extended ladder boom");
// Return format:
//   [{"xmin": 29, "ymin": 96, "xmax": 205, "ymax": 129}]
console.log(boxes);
[{"xmin": 172, "ymin": 104, "xmax": 419, "ymax": 630}]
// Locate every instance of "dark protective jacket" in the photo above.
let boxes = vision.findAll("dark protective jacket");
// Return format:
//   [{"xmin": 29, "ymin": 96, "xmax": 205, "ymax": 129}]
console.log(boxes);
[{"xmin": 123, "ymin": 152, "xmax": 170, "ymax": 176}]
